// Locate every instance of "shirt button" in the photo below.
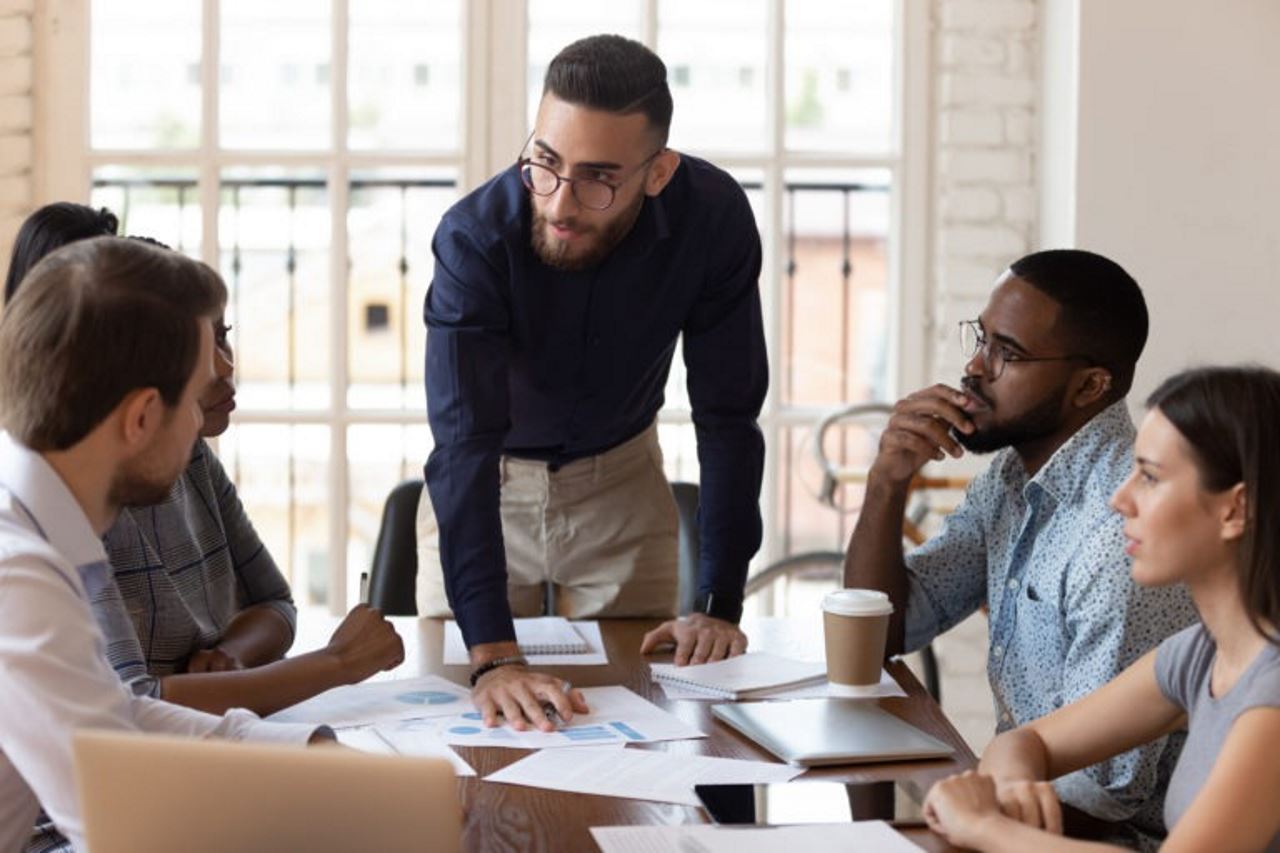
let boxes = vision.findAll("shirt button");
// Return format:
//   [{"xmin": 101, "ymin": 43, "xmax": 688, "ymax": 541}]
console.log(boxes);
[
  {"xmin": 993, "ymin": 645, "xmax": 1004, "ymax": 658},
  {"xmin": 1002, "ymin": 712, "xmax": 1012, "ymax": 724},
  {"xmin": 1007, "ymin": 578, "xmax": 1019, "ymax": 591}
]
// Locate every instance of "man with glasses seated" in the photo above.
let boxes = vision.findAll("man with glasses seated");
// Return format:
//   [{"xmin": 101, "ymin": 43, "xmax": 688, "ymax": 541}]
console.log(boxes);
[
  {"xmin": 844, "ymin": 250, "xmax": 1196, "ymax": 849},
  {"xmin": 417, "ymin": 34, "xmax": 767, "ymax": 730}
]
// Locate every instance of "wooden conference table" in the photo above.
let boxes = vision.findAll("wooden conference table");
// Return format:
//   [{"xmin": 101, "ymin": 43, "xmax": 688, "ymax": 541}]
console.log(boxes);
[{"xmin": 397, "ymin": 617, "xmax": 976, "ymax": 852}]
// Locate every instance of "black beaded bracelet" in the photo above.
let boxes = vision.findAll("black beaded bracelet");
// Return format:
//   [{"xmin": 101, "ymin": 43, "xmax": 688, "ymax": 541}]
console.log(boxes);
[{"xmin": 469, "ymin": 654, "xmax": 528, "ymax": 687}]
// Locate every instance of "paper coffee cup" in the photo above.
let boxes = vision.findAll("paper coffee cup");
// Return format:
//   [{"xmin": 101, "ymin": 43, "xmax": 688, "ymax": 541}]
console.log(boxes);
[{"xmin": 822, "ymin": 589, "xmax": 893, "ymax": 697}]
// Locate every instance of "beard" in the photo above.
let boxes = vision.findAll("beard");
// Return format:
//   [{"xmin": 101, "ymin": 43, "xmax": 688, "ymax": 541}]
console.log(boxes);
[
  {"xmin": 956, "ymin": 375, "xmax": 1068, "ymax": 454},
  {"xmin": 108, "ymin": 455, "xmax": 180, "ymax": 508},
  {"xmin": 530, "ymin": 193, "xmax": 645, "ymax": 272}
]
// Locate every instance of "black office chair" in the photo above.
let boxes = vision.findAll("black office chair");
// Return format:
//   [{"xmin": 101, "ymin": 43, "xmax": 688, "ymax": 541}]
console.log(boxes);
[
  {"xmin": 365, "ymin": 478, "xmax": 424, "ymax": 616},
  {"xmin": 669, "ymin": 479, "xmax": 942, "ymax": 702},
  {"xmin": 671, "ymin": 480, "xmax": 701, "ymax": 616}
]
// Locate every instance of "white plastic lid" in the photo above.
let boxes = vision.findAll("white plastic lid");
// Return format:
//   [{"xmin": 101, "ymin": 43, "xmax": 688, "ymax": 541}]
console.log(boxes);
[{"xmin": 822, "ymin": 588, "xmax": 894, "ymax": 617}]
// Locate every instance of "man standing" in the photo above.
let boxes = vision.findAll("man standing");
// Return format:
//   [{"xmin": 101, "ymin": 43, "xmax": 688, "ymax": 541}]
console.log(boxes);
[
  {"xmin": 844, "ymin": 250, "xmax": 1196, "ymax": 847},
  {"xmin": 0, "ymin": 238, "xmax": 342, "ymax": 852},
  {"xmin": 419, "ymin": 35, "xmax": 767, "ymax": 729}
]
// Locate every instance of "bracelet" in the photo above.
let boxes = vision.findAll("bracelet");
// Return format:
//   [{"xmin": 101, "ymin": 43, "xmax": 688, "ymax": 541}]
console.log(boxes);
[{"xmin": 469, "ymin": 654, "xmax": 528, "ymax": 687}]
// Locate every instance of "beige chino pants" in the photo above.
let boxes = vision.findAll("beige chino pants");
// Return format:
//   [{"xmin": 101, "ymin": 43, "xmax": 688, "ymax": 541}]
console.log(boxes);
[{"xmin": 415, "ymin": 422, "xmax": 680, "ymax": 620}]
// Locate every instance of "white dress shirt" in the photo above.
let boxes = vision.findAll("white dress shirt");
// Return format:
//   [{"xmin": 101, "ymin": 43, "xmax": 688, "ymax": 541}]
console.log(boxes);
[{"xmin": 0, "ymin": 432, "xmax": 320, "ymax": 853}]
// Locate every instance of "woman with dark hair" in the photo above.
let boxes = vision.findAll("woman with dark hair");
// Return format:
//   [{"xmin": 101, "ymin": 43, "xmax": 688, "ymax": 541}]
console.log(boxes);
[
  {"xmin": 923, "ymin": 364, "xmax": 1280, "ymax": 851},
  {"xmin": 3, "ymin": 202, "xmax": 118, "ymax": 302},
  {"xmin": 4, "ymin": 203, "xmax": 403, "ymax": 715}
]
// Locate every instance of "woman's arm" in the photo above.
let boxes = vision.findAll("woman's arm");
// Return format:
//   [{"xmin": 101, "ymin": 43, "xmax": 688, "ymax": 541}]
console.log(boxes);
[
  {"xmin": 1160, "ymin": 706, "xmax": 1280, "ymax": 852},
  {"xmin": 158, "ymin": 604, "xmax": 404, "ymax": 716},
  {"xmin": 925, "ymin": 772, "xmax": 1126, "ymax": 853},
  {"xmin": 983, "ymin": 650, "xmax": 1185, "ymax": 781},
  {"xmin": 962, "ymin": 650, "xmax": 1184, "ymax": 832}
]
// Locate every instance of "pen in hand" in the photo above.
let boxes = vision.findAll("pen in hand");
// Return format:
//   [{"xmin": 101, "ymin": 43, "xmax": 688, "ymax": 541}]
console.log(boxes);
[{"xmin": 542, "ymin": 679, "xmax": 574, "ymax": 728}]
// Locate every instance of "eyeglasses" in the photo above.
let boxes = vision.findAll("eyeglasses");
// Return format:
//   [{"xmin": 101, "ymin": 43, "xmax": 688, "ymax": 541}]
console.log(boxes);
[
  {"xmin": 518, "ymin": 148, "xmax": 663, "ymax": 212},
  {"xmin": 959, "ymin": 320, "xmax": 1093, "ymax": 381}
]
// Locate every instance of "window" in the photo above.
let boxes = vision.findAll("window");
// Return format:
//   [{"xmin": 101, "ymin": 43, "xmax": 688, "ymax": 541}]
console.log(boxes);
[{"xmin": 41, "ymin": 0, "xmax": 927, "ymax": 616}]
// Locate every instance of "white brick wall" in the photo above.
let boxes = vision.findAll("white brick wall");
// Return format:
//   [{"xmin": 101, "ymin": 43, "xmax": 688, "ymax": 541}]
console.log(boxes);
[
  {"xmin": 0, "ymin": 0, "xmax": 32, "ymax": 273},
  {"xmin": 930, "ymin": 0, "xmax": 1040, "ymax": 387},
  {"xmin": 925, "ymin": 0, "xmax": 1043, "ymax": 754}
]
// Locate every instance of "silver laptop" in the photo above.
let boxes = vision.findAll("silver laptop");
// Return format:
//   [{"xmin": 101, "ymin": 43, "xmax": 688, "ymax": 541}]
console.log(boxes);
[
  {"xmin": 74, "ymin": 730, "xmax": 462, "ymax": 853},
  {"xmin": 712, "ymin": 699, "xmax": 955, "ymax": 767}
]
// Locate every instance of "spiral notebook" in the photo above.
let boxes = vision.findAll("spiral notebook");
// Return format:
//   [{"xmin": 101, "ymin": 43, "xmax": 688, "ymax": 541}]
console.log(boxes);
[
  {"xmin": 649, "ymin": 652, "xmax": 827, "ymax": 700},
  {"xmin": 510, "ymin": 617, "xmax": 591, "ymax": 654}
]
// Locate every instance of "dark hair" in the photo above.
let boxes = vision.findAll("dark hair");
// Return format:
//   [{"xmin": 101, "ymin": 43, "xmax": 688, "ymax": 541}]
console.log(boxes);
[
  {"xmin": 543, "ymin": 34, "xmax": 673, "ymax": 145},
  {"xmin": 4, "ymin": 202, "xmax": 119, "ymax": 303},
  {"xmin": 0, "ymin": 237, "xmax": 227, "ymax": 451},
  {"xmin": 1146, "ymin": 366, "xmax": 1280, "ymax": 643},
  {"xmin": 1008, "ymin": 249, "xmax": 1148, "ymax": 399}
]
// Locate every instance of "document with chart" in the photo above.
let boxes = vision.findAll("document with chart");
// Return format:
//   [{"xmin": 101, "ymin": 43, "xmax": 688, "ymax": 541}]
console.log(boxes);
[
  {"xmin": 266, "ymin": 674, "xmax": 472, "ymax": 728},
  {"xmin": 419, "ymin": 685, "xmax": 706, "ymax": 749}
]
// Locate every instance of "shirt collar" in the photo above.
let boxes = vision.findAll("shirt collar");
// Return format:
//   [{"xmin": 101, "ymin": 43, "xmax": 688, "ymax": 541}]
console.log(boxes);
[
  {"xmin": 610, "ymin": 183, "xmax": 673, "ymax": 263},
  {"xmin": 1026, "ymin": 400, "xmax": 1135, "ymax": 505},
  {"xmin": 0, "ymin": 431, "xmax": 109, "ymax": 569}
]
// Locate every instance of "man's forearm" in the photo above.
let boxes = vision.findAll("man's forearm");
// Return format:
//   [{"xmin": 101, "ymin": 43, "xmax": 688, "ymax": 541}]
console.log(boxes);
[
  {"xmin": 843, "ymin": 471, "xmax": 912, "ymax": 656},
  {"xmin": 214, "ymin": 603, "xmax": 295, "ymax": 667},
  {"xmin": 160, "ymin": 649, "xmax": 350, "ymax": 716}
]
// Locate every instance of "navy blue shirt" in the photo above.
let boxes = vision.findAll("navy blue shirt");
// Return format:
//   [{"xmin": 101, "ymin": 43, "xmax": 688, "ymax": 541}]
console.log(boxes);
[{"xmin": 423, "ymin": 155, "xmax": 768, "ymax": 648}]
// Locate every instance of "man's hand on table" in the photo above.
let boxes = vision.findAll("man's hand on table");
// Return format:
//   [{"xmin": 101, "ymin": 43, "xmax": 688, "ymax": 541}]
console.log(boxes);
[
  {"xmin": 639, "ymin": 613, "xmax": 748, "ymax": 665},
  {"xmin": 469, "ymin": 642, "xmax": 589, "ymax": 733}
]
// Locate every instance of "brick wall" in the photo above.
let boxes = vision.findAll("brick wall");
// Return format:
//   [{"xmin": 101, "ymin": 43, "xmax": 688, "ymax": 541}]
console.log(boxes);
[
  {"xmin": 930, "ymin": 0, "xmax": 1039, "ymax": 385},
  {"xmin": 921, "ymin": 0, "xmax": 1041, "ymax": 753},
  {"xmin": 0, "ymin": 0, "xmax": 33, "ymax": 274}
]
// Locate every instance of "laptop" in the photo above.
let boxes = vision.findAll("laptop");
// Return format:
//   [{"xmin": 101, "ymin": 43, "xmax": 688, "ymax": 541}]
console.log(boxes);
[
  {"xmin": 73, "ymin": 730, "xmax": 462, "ymax": 853},
  {"xmin": 711, "ymin": 699, "xmax": 955, "ymax": 767}
]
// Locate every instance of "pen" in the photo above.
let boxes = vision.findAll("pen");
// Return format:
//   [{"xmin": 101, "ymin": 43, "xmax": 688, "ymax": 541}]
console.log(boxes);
[{"xmin": 541, "ymin": 679, "xmax": 573, "ymax": 726}]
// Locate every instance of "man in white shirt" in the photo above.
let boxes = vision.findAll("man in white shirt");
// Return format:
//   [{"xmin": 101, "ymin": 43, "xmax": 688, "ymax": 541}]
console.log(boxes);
[{"xmin": 0, "ymin": 237, "xmax": 338, "ymax": 852}]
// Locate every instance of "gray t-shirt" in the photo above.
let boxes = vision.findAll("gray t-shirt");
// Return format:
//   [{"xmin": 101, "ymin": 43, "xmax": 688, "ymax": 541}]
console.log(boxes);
[{"xmin": 1155, "ymin": 623, "xmax": 1280, "ymax": 850}]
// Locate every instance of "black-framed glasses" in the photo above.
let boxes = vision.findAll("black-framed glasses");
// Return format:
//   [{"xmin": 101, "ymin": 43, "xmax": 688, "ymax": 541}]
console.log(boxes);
[
  {"xmin": 518, "ymin": 148, "xmax": 663, "ymax": 212},
  {"xmin": 959, "ymin": 319, "xmax": 1094, "ymax": 381}
]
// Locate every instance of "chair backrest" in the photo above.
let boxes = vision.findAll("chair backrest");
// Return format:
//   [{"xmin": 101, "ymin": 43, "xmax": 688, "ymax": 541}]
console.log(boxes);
[
  {"xmin": 367, "ymin": 478, "xmax": 423, "ymax": 616},
  {"xmin": 670, "ymin": 480, "xmax": 700, "ymax": 616}
]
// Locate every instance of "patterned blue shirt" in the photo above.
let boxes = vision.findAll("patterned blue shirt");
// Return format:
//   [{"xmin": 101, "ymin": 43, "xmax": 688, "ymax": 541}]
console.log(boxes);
[{"xmin": 903, "ymin": 401, "xmax": 1197, "ymax": 843}]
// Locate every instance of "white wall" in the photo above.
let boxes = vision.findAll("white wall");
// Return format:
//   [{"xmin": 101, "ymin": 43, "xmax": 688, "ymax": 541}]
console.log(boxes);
[{"xmin": 1042, "ymin": 0, "xmax": 1280, "ymax": 399}]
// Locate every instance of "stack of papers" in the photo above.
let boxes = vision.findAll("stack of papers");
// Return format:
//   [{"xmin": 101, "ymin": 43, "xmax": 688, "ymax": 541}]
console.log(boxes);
[
  {"xmin": 485, "ymin": 745, "xmax": 802, "ymax": 807},
  {"xmin": 443, "ymin": 618, "xmax": 608, "ymax": 665},
  {"xmin": 649, "ymin": 652, "xmax": 827, "ymax": 700}
]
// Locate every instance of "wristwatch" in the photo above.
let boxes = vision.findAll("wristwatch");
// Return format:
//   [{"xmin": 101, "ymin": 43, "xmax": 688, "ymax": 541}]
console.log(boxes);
[
  {"xmin": 693, "ymin": 591, "xmax": 743, "ymax": 625},
  {"xmin": 468, "ymin": 654, "xmax": 528, "ymax": 687}
]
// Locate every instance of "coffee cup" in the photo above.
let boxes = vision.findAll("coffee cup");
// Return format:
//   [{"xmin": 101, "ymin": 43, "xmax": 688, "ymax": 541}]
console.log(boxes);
[{"xmin": 822, "ymin": 589, "xmax": 893, "ymax": 696}]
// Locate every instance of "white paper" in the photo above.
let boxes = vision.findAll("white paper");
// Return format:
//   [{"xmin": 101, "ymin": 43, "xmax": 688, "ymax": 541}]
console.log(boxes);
[
  {"xmin": 432, "ymin": 685, "xmax": 705, "ymax": 749},
  {"xmin": 654, "ymin": 668, "xmax": 906, "ymax": 701},
  {"xmin": 649, "ymin": 652, "xmax": 827, "ymax": 698},
  {"xmin": 443, "ymin": 619, "xmax": 609, "ymax": 665},
  {"xmin": 486, "ymin": 746, "xmax": 802, "ymax": 807},
  {"xmin": 266, "ymin": 675, "xmax": 472, "ymax": 727},
  {"xmin": 366, "ymin": 719, "xmax": 477, "ymax": 776},
  {"xmin": 590, "ymin": 822, "xmax": 923, "ymax": 853}
]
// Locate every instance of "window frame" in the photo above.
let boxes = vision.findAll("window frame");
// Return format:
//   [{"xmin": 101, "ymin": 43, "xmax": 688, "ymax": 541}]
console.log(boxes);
[{"xmin": 33, "ymin": 0, "xmax": 931, "ymax": 615}]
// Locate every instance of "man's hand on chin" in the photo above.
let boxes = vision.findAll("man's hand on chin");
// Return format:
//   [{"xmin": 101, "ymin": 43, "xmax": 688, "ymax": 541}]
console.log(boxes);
[{"xmin": 639, "ymin": 614, "xmax": 748, "ymax": 665}]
